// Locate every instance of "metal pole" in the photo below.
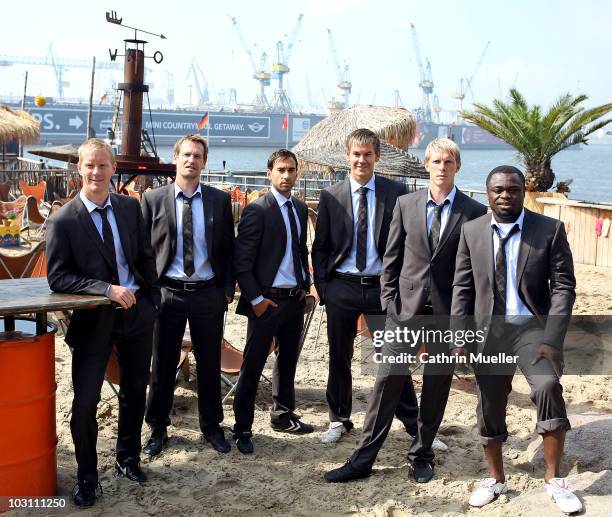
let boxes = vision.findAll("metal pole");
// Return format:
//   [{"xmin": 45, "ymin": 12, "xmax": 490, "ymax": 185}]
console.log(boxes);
[
  {"xmin": 86, "ymin": 56, "xmax": 96, "ymax": 139},
  {"xmin": 19, "ymin": 71, "xmax": 28, "ymax": 157},
  {"xmin": 285, "ymin": 114, "xmax": 289, "ymax": 148}
]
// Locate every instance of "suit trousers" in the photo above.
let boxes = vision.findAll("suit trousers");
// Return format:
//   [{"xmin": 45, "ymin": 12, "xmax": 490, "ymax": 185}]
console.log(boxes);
[
  {"xmin": 71, "ymin": 298, "xmax": 155, "ymax": 484},
  {"xmin": 324, "ymin": 276, "xmax": 418, "ymax": 430},
  {"xmin": 233, "ymin": 295, "xmax": 305, "ymax": 435},
  {"xmin": 350, "ymin": 309, "xmax": 454, "ymax": 470},
  {"xmin": 145, "ymin": 284, "xmax": 226, "ymax": 437},
  {"xmin": 475, "ymin": 323, "xmax": 571, "ymax": 444}
]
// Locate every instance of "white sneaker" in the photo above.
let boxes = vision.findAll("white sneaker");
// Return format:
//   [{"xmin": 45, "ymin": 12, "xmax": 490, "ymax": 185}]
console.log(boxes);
[
  {"xmin": 321, "ymin": 423, "xmax": 346, "ymax": 444},
  {"xmin": 432, "ymin": 436, "xmax": 449, "ymax": 452},
  {"xmin": 468, "ymin": 477, "xmax": 508, "ymax": 507},
  {"xmin": 546, "ymin": 478, "xmax": 583, "ymax": 514}
]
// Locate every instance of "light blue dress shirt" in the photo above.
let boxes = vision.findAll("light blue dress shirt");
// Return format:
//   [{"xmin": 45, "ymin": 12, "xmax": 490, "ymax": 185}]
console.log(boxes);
[
  {"xmin": 165, "ymin": 183, "xmax": 215, "ymax": 281},
  {"xmin": 79, "ymin": 191, "xmax": 138, "ymax": 294},
  {"xmin": 336, "ymin": 176, "xmax": 382, "ymax": 275},
  {"xmin": 251, "ymin": 186, "xmax": 304, "ymax": 305},
  {"xmin": 491, "ymin": 209, "xmax": 533, "ymax": 317},
  {"xmin": 426, "ymin": 186, "xmax": 456, "ymax": 235}
]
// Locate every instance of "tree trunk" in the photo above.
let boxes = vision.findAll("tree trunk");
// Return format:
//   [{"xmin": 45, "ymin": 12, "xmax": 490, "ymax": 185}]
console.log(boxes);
[{"xmin": 524, "ymin": 158, "xmax": 555, "ymax": 191}]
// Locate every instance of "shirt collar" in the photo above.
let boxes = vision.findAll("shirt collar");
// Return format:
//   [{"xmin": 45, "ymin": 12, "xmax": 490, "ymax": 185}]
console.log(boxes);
[
  {"xmin": 174, "ymin": 182, "xmax": 202, "ymax": 200},
  {"xmin": 427, "ymin": 185, "xmax": 456, "ymax": 207},
  {"xmin": 491, "ymin": 209, "xmax": 525, "ymax": 231},
  {"xmin": 349, "ymin": 175, "xmax": 376, "ymax": 194},
  {"xmin": 80, "ymin": 190, "xmax": 112, "ymax": 213},
  {"xmin": 270, "ymin": 185, "xmax": 293, "ymax": 207}
]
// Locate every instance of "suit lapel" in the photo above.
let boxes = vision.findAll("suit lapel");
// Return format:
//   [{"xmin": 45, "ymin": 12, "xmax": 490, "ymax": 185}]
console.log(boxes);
[
  {"xmin": 484, "ymin": 217, "xmax": 495, "ymax": 287},
  {"xmin": 415, "ymin": 189, "xmax": 430, "ymax": 253},
  {"xmin": 110, "ymin": 194, "xmax": 133, "ymax": 268},
  {"xmin": 165, "ymin": 185, "xmax": 178, "ymax": 256},
  {"xmin": 374, "ymin": 175, "xmax": 387, "ymax": 250},
  {"xmin": 74, "ymin": 195, "xmax": 116, "ymax": 271},
  {"xmin": 516, "ymin": 209, "xmax": 535, "ymax": 285},
  {"xmin": 433, "ymin": 188, "xmax": 464, "ymax": 259},
  {"xmin": 201, "ymin": 185, "xmax": 214, "ymax": 255},
  {"xmin": 340, "ymin": 179, "xmax": 354, "ymax": 249}
]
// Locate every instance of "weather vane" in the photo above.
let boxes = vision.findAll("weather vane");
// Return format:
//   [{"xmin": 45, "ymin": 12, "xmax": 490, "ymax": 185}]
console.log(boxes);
[{"xmin": 106, "ymin": 11, "xmax": 166, "ymax": 64}]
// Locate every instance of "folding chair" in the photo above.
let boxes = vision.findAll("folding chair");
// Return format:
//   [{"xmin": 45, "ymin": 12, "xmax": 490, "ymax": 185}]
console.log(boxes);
[
  {"xmin": 0, "ymin": 181, "xmax": 11, "ymax": 202},
  {"xmin": 0, "ymin": 240, "xmax": 46, "ymax": 280},
  {"xmin": 18, "ymin": 180, "xmax": 46, "ymax": 204}
]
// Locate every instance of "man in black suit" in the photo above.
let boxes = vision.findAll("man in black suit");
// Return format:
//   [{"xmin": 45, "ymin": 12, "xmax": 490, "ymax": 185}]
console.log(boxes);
[
  {"xmin": 451, "ymin": 166, "xmax": 581, "ymax": 513},
  {"xmin": 46, "ymin": 139, "xmax": 159, "ymax": 507},
  {"xmin": 311, "ymin": 128, "xmax": 409, "ymax": 444},
  {"xmin": 232, "ymin": 149, "xmax": 313, "ymax": 454},
  {"xmin": 141, "ymin": 134, "xmax": 235, "ymax": 455},
  {"xmin": 325, "ymin": 138, "xmax": 486, "ymax": 483}
]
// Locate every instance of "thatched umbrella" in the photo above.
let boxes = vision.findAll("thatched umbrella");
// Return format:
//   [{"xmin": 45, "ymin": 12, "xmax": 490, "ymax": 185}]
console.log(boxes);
[
  {"xmin": 0, "ymin": 105, "xmax": 40, "ymax": 144},
  {"xmin": 293, "ymin": 105, "xmax": 426, "ymax": 178},
  {"xmin": 28, "ymin": 144, "xmax": 80, "ymax": 163}
]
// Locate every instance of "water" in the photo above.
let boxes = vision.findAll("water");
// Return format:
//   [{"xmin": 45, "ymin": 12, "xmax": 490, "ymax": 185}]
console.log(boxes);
[{"xmin": 157, "ymin": 144, "xmax": 612, "ymax": 204}]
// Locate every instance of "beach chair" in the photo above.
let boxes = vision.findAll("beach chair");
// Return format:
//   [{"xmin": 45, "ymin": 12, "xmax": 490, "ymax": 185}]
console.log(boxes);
[
  {"xmin": 18, "ymin": 180, "xmax": 46, "ymax": 204},
  {"xmin": 0, "ymin": 240, "xmax": 46, "ymax": 280}
]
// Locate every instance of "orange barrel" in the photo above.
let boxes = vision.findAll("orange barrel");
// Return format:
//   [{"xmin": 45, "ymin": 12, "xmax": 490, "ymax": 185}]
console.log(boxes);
[{"xmin": 0, "ymin": 318, "xmax": 57, "ymax": 509}]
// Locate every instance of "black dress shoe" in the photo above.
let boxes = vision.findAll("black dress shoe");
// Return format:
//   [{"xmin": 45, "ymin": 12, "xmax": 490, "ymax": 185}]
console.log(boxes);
[
  {"xmin": 234, "ymin": 433, "xmax": 254, "ymax": 454},
  {"xmin": 143, "ymin": 433, "xmax": 168, "ymax": 456},
  {"xmin": 115, "ymin": 460, "xmax": 147, "ymax": 483},
  {"xmin": 324, "ymin": 460, "xmax": 372, "ymax": 483},
  {"xmin": 205, "ymin": 431, "xmax": 231, "ymax": 453},
  {"xmin": 72, "ymin": 480, "xmax": 101, "ymax": 508},
  {"xmin": 411, "ymin": 462, "xmax": 434, "ymax": 483}
]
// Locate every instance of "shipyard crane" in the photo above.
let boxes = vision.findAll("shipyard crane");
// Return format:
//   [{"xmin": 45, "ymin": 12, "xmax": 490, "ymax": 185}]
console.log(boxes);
[
  {"xmin": 165, "ymin": 71, "xmax": 174, "ymax": 106},
  {"xmin": 186, "ymin": 59, "xmax": 209, "ymax": 106},
  {"xmin": 453, "ymin": 41, "xmax": 490, "ymax": 115},
  {"xmin": 228, "ymin": 15, "xmax": 271, "ymax": 110},
  {"xmin": 409, "ymin": 23, "xmax": 433, "ymax": 122},
  {"xmin": 0, "ymin": 44, "xmax": 126, "ymax": 97},
  {"xmin": 270, "ymin": 13, "xmax": 303, "ymax": 113},
  {"xmin": 326, "ymin": 29, "xmax": 352, "ymax": 109}
]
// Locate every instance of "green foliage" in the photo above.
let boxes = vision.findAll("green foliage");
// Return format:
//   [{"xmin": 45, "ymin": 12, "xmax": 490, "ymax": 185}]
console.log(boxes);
[{"xmin": 462, "ymin": 89, "xmax": 612, "ymax": 191}]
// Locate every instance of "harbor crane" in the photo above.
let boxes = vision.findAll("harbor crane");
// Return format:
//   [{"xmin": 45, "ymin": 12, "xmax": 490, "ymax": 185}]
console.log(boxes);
[
  {"xmin": 0, "ymin": 43, "xmax": 125, "ymax": 98},
  {"xmin": 186, "ymin": 59, "xmax": 209, "ymax": 106},
  {"xmin": 228, "ymin": 14, "xmax": 271, "ymax": 110},
  {"xmin": 270, "ymin": 13, "xmax": 303, "ymax": 113},
  {"xmin": 453, "ymin": 41, "xmax": 490, "ymax": 112},
  {"xmin": 409, "ymin": 23, "xmax": 434, "ymax": 122},
  {"xmin": 326, "ymin": 28, "xmax": 352, "ymax": 109}
]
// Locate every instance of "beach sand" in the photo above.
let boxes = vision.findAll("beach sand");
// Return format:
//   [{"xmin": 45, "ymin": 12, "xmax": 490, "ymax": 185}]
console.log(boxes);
[{"xmin": 42, "ymin": 263, "xmax": 611, "ymax": 516}]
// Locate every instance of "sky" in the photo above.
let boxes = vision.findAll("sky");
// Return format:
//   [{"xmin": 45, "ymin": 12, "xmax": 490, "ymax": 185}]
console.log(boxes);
[{"xmin": 1, "ymin": 0, "xmax": 611, "ymax": 118}]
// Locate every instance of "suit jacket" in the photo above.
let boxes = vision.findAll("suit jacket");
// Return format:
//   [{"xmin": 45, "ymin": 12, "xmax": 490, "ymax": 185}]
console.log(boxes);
[
  {"xmin": 140, "ymin": 183, "xmax": 235, "ymax": 299},
  {"xmin": 46, "ymin": 192, "xmax": 160, "ymax": 347},
  {"xmin": 451, "ymin": 208, "xmax": 576, "ymax": 349},
  {"xmin": 381, "ymin": 188, "xmax": 487, "ymax": 319},
  {"xmin": 311, "ymin": 175, "xmax": 407, "ymax": 303},
  {"xmin": 234, "ymin": 191, "xmax": 310, "ymax": 317}
]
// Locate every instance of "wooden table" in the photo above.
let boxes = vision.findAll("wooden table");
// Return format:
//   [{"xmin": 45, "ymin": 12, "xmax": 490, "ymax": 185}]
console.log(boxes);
[{"xmin": 0, "ymin": 277, "xmax": 110, "ymax": 335}]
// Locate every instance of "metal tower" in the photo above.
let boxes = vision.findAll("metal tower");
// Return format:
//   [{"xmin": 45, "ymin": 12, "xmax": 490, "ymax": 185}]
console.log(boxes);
[
  {"xmin": 270, "ymin": 13, "xmax": 303, "ymax": 112},
  {"xmin": 409, "ymin": 23, "xmax": 434, "ymax": 122},
  {"xmin": 326, "ymin": 29, "xmax": 352, "ymax": 109}
]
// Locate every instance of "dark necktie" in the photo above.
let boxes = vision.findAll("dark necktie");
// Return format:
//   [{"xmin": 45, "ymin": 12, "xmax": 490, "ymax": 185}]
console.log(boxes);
[
  {"xmin": 428, "ymin": 200, "xmax": 448, "ymax": 253},
  {"xmin": 356, "ymin": 186, "xmax": 368, "ymax": 272},
  {"xmin": 492, "ymin": 224, "xmax": 520, "ymax": 316},
  {"xmin": 182, "ymin": 194, "xmax": 195, "ymax": 277},
  {"xmin": 286, "ymin": 200, "xmax": 305, "ymax": 288},
  {"xmin": 95, "ymin": 206, "xmax": 119, "ymax": 284}
]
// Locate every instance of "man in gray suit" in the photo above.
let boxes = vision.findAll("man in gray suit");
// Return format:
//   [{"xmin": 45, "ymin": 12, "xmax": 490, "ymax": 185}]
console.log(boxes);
[
  {"xmin": 325, "ymin": 138, "xmax": 486, "ymax": 483},
  {"xmin": 141, "ymin": 134, "xmax": 235, "ymax": 456},
  {"xmin": 451, "ymin": 165, "xmax": 581, "ymax": 513}
]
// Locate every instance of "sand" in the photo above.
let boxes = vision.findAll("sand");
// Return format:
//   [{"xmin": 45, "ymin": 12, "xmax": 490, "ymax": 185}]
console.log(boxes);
[{"xmin": 34, "ymin": 263, "xmax": 612, "ymax": 515}]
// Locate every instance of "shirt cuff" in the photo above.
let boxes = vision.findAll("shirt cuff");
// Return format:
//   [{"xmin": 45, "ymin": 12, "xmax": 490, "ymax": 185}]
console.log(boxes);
[
  {"xmin": 250, "ymin": 295, "xmax": 264, "ymax": 306},
  {"xmin": 105, "ymin": 284, "xmax": 111, "ymax": 297}
]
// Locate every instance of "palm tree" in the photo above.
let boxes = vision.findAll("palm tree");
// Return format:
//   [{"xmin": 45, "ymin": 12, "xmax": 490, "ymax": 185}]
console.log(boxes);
[{"xmin": 461, "ymin": 89, "xmax": 612, "ymax": 191}]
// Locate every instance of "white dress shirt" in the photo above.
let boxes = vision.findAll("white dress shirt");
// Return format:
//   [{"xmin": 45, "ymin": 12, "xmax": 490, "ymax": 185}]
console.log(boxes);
[
  {"xmin": 336, "ymin": 175, "xmax": 382, "ymax": 275},
  {"xmin": 250, "ymin": 186, "xmax": 305, "ymax": 305},
  {"xmin": 165, "ymin": 183, "xmax": 215, "ymax": 281},
  {"xmin": 79, "ymin": 190, "xmax": 138, "ymax": 293},
  {"xmin": 491, "ymin": 209, "xmax": 533, "ymax": 317},
  {"xmin": 426, "ymin": 186, "xmax": 456, "ymax": 235}
]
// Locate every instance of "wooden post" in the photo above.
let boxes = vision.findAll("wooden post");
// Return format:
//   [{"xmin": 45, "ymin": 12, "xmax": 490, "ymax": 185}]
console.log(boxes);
[
  {"xmin": 18, "ymin": 71, "xmax": 28, "ymax": 157},
  {"xmin": 86, "ymin": 57, "xmax": 96, "ymax": 139}
]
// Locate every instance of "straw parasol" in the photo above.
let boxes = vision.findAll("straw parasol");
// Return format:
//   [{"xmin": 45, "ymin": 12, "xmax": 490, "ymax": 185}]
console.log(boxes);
[
  {"xmin": 28, "ymin": 144, "xmax": 79, "ymax": 163},
  {"xmin": 293, "ymin": 105, "xmax": 426, "ymax": 178},
  {"xmin": 0, "ymin": 105, "xmax": 40, "ymax": 144}
]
